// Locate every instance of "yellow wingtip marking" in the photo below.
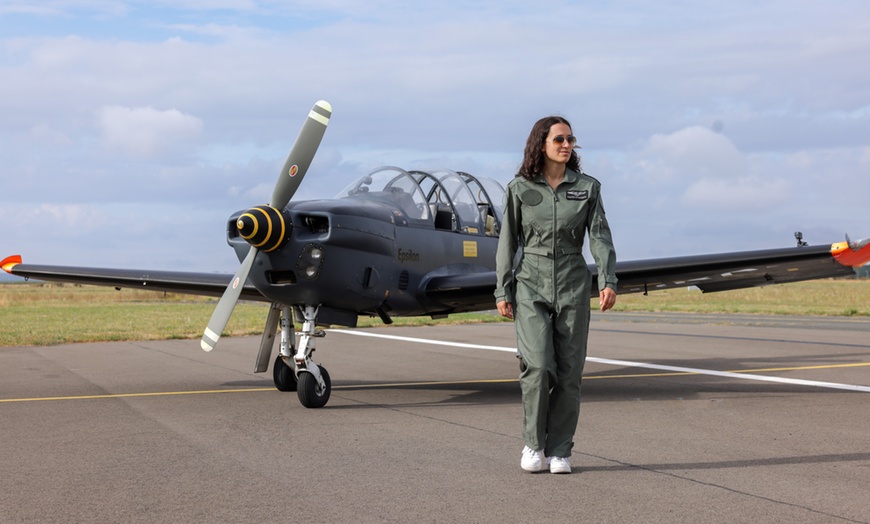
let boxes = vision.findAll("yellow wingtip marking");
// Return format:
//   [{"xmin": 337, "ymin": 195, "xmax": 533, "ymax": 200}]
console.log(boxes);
[{"xmin": 1, "ymin": 254, "xmax": 22, "ymax": 273}]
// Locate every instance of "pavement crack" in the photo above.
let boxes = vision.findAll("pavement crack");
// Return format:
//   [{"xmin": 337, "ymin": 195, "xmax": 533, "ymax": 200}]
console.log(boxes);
[{"xmin": 576, "ymin": 451, "xmax": 869, "ymax": 524}]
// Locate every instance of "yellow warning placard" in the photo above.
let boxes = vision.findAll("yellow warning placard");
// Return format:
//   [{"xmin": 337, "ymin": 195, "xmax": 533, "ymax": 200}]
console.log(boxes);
[{"xmin": 463, "ymin": 241, "xmax": 478, "ymax": 258}]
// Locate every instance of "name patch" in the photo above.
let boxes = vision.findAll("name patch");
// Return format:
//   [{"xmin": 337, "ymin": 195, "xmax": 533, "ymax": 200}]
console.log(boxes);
[{"xmin": 566, "ymin": 190, "xmax": 588, "ymax": 201}]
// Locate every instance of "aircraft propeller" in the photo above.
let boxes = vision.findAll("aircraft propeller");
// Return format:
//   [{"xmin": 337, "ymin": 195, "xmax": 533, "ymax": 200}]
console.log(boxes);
[{"xmin": 200, "ymin": 100, "xmax": 332, "ymax": 352}]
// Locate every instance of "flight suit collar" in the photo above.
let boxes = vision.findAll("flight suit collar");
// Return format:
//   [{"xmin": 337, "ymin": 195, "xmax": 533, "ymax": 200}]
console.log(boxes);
[{"xmin": 530, "ymin": 169, "xmax": 581, "ymax": 188}]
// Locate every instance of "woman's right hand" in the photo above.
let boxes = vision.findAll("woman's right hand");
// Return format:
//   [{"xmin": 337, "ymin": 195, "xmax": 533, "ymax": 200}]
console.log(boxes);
[{"xmin": 497, "ymin": 300, "xmax": 513, "ymax": 320}]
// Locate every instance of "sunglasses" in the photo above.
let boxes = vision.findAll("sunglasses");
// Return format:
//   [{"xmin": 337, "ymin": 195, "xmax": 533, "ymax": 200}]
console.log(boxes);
[{"xmin": 550, "ymin": 135, "xmax": 577, "ymax": 146}]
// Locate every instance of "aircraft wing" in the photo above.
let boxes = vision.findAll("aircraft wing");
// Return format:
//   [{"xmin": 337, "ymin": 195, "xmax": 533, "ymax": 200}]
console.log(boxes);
[
  {"xmin": 5, "ymin": 239, "xmax": 868, "ymax": 312},
  {"xmin": 0, "ymin": 256, "xmax": 268, "ymax": 302},
  {"xmin": 425, "ymin": 241, "xmax": 870, "ymax": 310},
  {"xmin": 614, "ymin": 242, "xmax": 864, "ymax": 294}
]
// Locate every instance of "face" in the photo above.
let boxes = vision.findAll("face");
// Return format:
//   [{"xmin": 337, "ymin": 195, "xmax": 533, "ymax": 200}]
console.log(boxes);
[{"xmin": 541, "ymin": 122, "xmax": 576, "ymax": 166}]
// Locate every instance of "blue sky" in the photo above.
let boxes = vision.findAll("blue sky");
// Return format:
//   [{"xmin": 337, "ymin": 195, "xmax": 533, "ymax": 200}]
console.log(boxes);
[{"xmin": 2, "ymin": 0, "xmax": 869, "ymax": 279}]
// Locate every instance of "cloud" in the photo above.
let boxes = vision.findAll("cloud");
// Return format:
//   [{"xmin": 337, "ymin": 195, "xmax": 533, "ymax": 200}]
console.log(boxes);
[
  {"xmin": 3, "ymin": 203, "xmax": 106, "ymax": 256},
  {"xmin": 682, "ymin": 176, "xmax": 792, "ymax": 211},
  {"xmin": 1, "ymin": 1, "xmax": 867, "ymax": 270},
  {"xmin": 29, "ymin": 123, "xmax": 73, "ymax": 146},
  {"xmin": 637, "ymin": 126, "xmax": 748, "ymax": 182},
  {"xmin": 97, "ymin": 106, "xmax": 203, "ymax": 158},
  {"xmin": 36, "ymin": 203, "xmax": 106, "ymax": 233},
  {"xmin": 621, "ymin": 126, "xmax": 794, "ymax": 211}
]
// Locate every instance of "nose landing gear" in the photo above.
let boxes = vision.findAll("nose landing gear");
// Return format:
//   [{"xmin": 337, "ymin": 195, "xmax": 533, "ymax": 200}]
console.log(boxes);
[
  {"xmin": 257, "ymin": 304, "xmax": 332, "ymax": 408},
  {"xmin": 286, "ymin": 305, "xmax": 331, "ymax": 408}
]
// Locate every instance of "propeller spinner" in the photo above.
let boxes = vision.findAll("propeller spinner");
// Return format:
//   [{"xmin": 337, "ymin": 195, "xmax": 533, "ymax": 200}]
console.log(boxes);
[{"xmin": 201, "ymin": 100, "xmax": 332, "ymax": 352}]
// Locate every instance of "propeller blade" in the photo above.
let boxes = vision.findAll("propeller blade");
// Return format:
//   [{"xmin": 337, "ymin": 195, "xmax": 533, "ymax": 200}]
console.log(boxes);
[
  {"xmin": 201, "ymin": 247, "xmax": 258, "ymax": 352},
  {"xmin": 270, "ymin": 100, "xmax": 332, "ymax": 209},
  {"xmin": 202, "ymin": 100, "xmax": 331, "ymax": 352}
]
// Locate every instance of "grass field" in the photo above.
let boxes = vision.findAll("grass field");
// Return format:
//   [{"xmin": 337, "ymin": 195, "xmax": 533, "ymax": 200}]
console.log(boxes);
[{"xmin": 1, "ymin": 279, "xmax": 868, "ymax": 347}]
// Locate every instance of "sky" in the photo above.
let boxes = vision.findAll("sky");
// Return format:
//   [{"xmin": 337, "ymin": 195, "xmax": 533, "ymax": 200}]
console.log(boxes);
[{"xmin": 2, "ymin": 0, "xmax": 869, "ymax": 280}]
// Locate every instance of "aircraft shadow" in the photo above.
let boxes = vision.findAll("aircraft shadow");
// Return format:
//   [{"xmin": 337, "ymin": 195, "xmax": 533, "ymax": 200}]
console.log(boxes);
[
  {"xmin": 218, "ymin": 348, "xmax": 870, "ymax": 408},
  {"xmin": 327, "ymin": 381, "xmax": 521, "ymax": 409}
]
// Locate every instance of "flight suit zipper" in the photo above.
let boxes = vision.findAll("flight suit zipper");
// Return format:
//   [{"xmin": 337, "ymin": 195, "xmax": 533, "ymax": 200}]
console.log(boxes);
[{"xmin": 550, "ymin": 186, "xmax": 559, "ymax": 305}]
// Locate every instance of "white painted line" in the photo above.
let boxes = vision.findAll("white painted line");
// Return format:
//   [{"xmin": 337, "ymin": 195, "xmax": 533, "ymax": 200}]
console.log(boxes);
[
  {"xmin": 588, "ymin": 356, "xmax": 870, "ymax": 393},
  {"xmin": 328, "ymin": 329, "xmax": 870, "ymax": 393},
  {"xmin": 329, "ymin": 329, "xmax": 512, "ymax": 352}
]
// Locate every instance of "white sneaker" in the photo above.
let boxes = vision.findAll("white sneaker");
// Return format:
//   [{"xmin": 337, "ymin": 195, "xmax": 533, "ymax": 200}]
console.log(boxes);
[
  {"xmin": 521, "ymin": 446, "xmax": 547, "ymax": 472},
  {"xmin": 548, "ymin": 456, "xmax": 572, "ymax": 474}
]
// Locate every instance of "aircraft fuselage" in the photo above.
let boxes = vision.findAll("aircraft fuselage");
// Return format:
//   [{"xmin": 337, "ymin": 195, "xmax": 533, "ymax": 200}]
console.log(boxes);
[{"xmin": 228, "ymin": 197, "xmax": 498, "ymax": 326}]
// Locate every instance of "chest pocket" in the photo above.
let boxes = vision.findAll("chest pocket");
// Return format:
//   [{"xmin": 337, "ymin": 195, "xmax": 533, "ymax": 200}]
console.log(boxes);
[{"xmin": 518, "ymin": 188, "xmax": 548, "ymax": 245}]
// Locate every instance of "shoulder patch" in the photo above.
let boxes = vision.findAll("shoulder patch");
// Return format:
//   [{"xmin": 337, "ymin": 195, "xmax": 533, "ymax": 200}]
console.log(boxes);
[{"xmin": 519, "ymin": 189, "xmax": 543, "ymax": 206}]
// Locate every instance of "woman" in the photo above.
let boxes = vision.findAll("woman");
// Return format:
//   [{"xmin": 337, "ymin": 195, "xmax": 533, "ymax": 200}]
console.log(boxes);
[{"xmin": 494, "ymin": 115, "xmax": 617, "ymax": 474}]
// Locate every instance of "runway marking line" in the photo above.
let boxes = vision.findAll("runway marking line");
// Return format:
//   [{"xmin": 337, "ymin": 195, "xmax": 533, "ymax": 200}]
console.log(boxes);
[
  {"xmin": 584, "ymin": 361, "xmax": 870, "ymax": 380},
  {"xmin": 329, "ymin": 329, "xmax": 870, "ymax": 393},
  {"xmin": 0, "ymin": 388, "xmax": 276, "ymax": 403},
  {"xmin": 3, "ymin": 330, "xmax": 869, "ymax": 404},
  {"xmin": 0, "ymin": 380, "xmax": 519, "ymax": 404}
]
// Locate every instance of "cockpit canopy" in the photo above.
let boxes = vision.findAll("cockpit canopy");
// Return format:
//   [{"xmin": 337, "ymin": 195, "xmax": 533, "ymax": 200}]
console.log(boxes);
[{"xmin": 336, "ymin": 167, "xmax": 505, "ymax": 236}]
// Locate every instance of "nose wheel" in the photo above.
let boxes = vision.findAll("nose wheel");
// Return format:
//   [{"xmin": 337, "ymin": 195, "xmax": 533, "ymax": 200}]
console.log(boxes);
[
  {"xmin": 265, "ymin": 305, "xmax": 332, "ymax": 408},
  {"xmin": 291, "ymin": 305, "xmax": 332, "ymax": 409},
  {"xmin": 298, "ymin": 365, "xmax": 331, "ymax": 408}
]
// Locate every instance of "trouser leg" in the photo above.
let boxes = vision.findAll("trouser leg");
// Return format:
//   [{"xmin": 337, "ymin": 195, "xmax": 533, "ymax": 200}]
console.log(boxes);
[
  {"xmin": 544, "ymin": 303, "xmax": 590, "ymax": 457},
  {"xmin": 514, "ymin": 284, "xmax": 555, "ymax": 452}
]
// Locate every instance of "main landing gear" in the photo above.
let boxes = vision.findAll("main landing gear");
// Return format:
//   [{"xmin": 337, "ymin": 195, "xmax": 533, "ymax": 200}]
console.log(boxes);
[{"xmin": 261, "ymin": 304, "xmax": 331, "ymax": 408}]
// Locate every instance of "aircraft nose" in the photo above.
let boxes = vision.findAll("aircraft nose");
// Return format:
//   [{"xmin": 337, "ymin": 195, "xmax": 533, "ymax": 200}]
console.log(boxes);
[{"xmin": 236, "ymin": 205, "xmax": 291, "ymax": 253}]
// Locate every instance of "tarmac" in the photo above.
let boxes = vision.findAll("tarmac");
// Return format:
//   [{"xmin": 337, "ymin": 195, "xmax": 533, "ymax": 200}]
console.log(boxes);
[{"xmin": 2, "ymin": 312, "xmax": 869, "ymax": 523}]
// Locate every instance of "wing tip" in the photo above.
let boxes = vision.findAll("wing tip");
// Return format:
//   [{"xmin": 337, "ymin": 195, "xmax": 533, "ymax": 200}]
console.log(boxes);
[
  {"xmin": 1, "ymin": 254, "xmax": 22, "ymax": 274},
  {"xmin": 831, "ymin": 239, "xmax": 870, "ymax": 268}
]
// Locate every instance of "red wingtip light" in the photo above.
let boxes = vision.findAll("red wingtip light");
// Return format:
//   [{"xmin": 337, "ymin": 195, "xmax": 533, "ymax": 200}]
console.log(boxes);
[
  {"xmin": 831, "ymin": 241, "xmax": 870, "ymax": 268},
  {"xmin": 1, "ymin": 254, "xmax": 22, "ymax": 274}
]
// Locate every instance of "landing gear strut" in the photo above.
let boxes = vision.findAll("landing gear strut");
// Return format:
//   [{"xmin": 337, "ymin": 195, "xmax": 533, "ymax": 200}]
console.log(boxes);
[
  {"xmin": 292, "ymin": 306, "xmax": 331, "ymax": 408},
  {"xmin": 273, "ymin": 308, "xmax": 297, "ymax": 392},
  {"xmin": 258, "ymin": 305, "xmax": 332, "ymax": 408},
  {"xmin": 284, "ymin": 305, "xmax": 330, "ymax": 408}
]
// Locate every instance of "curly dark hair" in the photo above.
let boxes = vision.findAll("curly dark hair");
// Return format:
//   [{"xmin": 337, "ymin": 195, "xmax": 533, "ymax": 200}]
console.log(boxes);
[{"xmin": 517, "ymin": 115, "xmax": 581, "ymax": 180}]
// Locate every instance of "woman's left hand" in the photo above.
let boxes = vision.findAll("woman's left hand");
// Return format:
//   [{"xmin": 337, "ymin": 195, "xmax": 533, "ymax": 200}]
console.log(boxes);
[{"xmin": 599, "ymin": 287, "xmax": 617, "ymax": 312}]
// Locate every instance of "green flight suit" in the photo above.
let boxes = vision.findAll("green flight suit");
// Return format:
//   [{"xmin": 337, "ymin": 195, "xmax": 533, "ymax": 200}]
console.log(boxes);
[{"xmin": 494, "ymin": 169, "xmax": 617, "ymax": 458}]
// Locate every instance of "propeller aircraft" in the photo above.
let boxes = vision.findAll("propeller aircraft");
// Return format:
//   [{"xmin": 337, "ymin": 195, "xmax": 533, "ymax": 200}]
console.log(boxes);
[{"xmin": 4, "ymin": 100, "xmax": 870, "ymax": 408}]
